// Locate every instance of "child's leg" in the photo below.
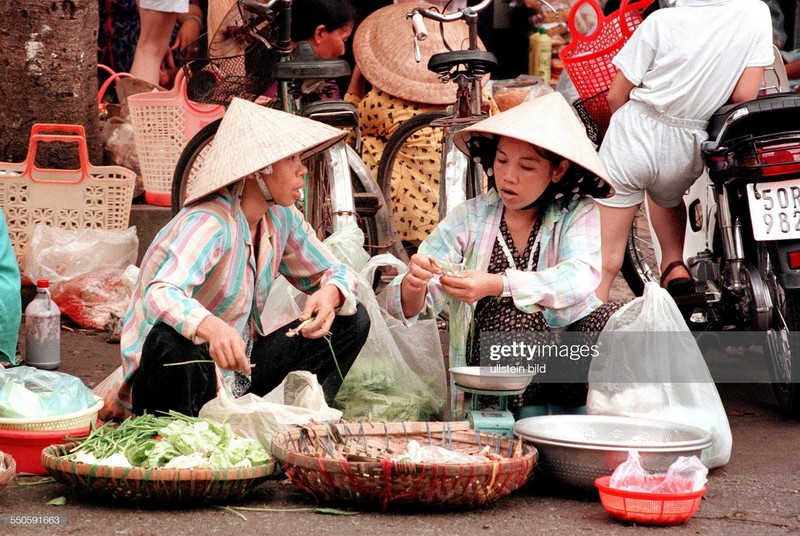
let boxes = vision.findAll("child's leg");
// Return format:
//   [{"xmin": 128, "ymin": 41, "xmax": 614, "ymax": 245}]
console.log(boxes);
[
  {"xmin": 130, "ymin": 8, "xmax": 179, "ymax": 85},
  {"xmin": 596, "ymin": 203, "xmax": 639, "ymax": 302},
  {"xmin": 647, "ymin": 195, "xmax": 691, "ymax": 285}
]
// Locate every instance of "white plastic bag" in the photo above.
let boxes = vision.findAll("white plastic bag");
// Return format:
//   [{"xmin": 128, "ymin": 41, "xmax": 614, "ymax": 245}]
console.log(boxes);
[
  {"xmin": 334, "ymin": 254, "xmax": 447, "ymax": 421},
  {"xmin": 587, "ymin": 283, "xmax": 732, "ymax": 469},
  {"xmin": 199, "ymin": 371, "xmax": 342, "ymax": 450},
  {"xmin": 260, "ymin": 275, "xmax": 305, "ymax": 335},
  {"xmin": 322, "ymin": 220, "xmax": 370, "ymax": 273},
  {"xmin": 22, "ymin": 225, "xmax": 138, "ymax": 287}
]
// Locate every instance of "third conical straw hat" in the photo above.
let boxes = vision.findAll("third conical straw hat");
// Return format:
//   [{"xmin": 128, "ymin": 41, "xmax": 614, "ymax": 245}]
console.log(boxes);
[
  {"xmin": 353, "ymin": 3, "xmax": 485, "ymax": 105},
  {"xmin": 185, "ymin": 98, "xmax": 347, "ymax": 206}
]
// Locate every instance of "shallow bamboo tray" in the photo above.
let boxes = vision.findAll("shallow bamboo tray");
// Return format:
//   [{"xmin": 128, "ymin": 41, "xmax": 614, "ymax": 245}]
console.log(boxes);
[
  {"xmin": 271, "ymin": 421, "xmax": 537, "ymax": 510},
  {"xmin": 41, "ymin": 443, "xmax": 275, "ymax": 502}
]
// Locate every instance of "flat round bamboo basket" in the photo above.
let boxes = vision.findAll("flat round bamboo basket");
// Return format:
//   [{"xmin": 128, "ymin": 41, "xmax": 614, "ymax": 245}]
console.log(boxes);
[
  {"xmin": 271, "ymin": 421, "xmax": 537, "ymax": 510},
  {"xmin": 0, "ymin": 452, "xmax": 16, "ymax": 492},
  {"xmin": 41, "ymin": 443, "xmax": 275, "ymax": 502}
]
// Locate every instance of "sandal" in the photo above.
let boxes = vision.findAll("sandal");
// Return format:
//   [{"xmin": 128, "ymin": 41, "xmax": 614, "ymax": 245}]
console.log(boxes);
[{"xmin": 660, "ymin": 260, "xmax": 694, "ymax": 297}]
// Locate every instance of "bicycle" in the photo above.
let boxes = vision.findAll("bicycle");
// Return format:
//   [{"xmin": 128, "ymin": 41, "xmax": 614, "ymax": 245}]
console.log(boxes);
[
  {"xmin": 376, "ymin": 0, "xmax": 497, "ymax": 222},
  {"xmin": 171, "ymin": 0, "xmax": 400, "ymax": 261}
]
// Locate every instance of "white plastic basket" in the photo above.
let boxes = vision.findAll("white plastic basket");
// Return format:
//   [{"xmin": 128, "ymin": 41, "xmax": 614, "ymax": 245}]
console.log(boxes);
[
  {"xmin": 0, "ymin": 124, "xmax": 135, "ymax": 272},
  {"xmin": 0, "ymin": 396, "xmax": 104, "ymax": 432},
  {"xmin": 128, "ymin": 71, "xmax": 224, "ymax": 206}
]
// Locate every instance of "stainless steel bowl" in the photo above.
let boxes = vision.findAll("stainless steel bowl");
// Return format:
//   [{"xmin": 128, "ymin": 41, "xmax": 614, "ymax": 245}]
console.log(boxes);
[
  {"xmin": 514, "ymin": 415, "xmax": 713, "ymax": 490},
  {"xmin": 450, "ymin": 366, "xmax": 534, "ymax": 391}
]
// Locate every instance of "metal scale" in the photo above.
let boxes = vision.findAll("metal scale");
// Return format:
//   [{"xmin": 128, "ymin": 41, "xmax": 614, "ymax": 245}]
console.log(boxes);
[{"xmin": 450, "ymin": 367, "xmax": 534, "ymax": 438}]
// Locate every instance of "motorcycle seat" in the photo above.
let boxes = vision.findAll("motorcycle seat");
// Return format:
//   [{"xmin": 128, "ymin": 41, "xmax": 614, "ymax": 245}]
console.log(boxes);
[{"xmin": 706, "ymin": 93, "xmax": 800, "ymax": 147}]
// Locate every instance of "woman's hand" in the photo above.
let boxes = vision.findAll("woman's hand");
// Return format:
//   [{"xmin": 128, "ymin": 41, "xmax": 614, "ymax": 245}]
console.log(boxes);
[
  {"xmin": 440, "ymin": 270, "xmax": 503, "ymax": 304},
  {"xmin": 297, "ymin": 285, "xmax": 343, "ymax": 339},
  {"xmin": 400, "ymin": 254, "xmax": 442, "ymax": 318},
  {"xmin": 196, "ymin": 315, "xmax": 250, "ymax": 373}
]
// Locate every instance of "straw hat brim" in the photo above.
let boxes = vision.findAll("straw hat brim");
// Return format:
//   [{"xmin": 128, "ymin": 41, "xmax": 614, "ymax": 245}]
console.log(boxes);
[
  {"xmin": 207, "ymin": 0, "xmax": 246, "ymax": 57},
  {"xmin": 453, "ymin": 92, "xmax": 614, "ymax": 199},
  {"xmin": 353, "ymin": 3, "xmax": 484, "ymax": 105},
  {"xmin": 184, "ymin": 98, "xmax": 347, "ymax": 206}
]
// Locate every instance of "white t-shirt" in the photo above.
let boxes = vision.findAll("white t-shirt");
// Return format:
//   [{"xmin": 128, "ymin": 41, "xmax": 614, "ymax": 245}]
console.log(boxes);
[{"xmin": 613, "ymin": 0, "xmax": 773, "ymax": 120}]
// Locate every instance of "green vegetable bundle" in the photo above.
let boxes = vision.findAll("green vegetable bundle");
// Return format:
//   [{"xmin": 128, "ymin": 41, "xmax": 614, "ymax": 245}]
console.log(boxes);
[{"xmin": 68, "ymin": 411, "xmax": 271, "ymax": 469}]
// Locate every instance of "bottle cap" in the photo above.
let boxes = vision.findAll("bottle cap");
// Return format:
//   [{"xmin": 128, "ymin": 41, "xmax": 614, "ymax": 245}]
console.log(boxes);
[{"xmin": 36, "ymin": 279, "xmax": 49, "ymax": 288}]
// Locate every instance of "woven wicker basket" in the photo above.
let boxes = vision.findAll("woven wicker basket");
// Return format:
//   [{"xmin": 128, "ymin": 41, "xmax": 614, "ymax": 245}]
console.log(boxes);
[
  {"xmin": 271, "ymin": 421, "xmax": 537, "ymax": 510},
  {"xmin": 0, "ymin": 396, "xmax": 103, "ymax": 432},
  {"xmin": 0, "ymin": 452, "xmax": 16, "ymax": 491},
  {"xmin": 41, "ymin": 443, "xmax": 275, "ymax": 502}
]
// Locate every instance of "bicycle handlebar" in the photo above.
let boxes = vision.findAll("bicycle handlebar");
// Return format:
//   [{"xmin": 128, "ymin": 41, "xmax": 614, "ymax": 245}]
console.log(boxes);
[
  {"xmin": 240, "ymin": 0, "xmax": 293, "ymax": 53},
  {"xmin": 407, "ymin": 0, "xmax": 492, "ymax": 45},
  {"xmin": 410, "ymin": 0, "xmax": 492, "ymax": 23}
]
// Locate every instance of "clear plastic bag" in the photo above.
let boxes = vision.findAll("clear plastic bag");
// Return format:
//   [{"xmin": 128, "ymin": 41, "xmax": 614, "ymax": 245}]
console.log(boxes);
[
  {"xmin": 199, "ymin": 371, "xmax": 342, "ymax": 450},
  {"xmin": 22, "ymin": 225, "xmax": 139, "ymax": 287},
  {"xmin": 587, "ymin": 283, "xmax": 732, "ymax": 468},
  {"xmin": 610, "ymin": 450, "xmax": 708, "ymax": 493},
  {"xmin": 322, "ymin": 221, "xmax": 370, "ymax": 274},
  {"xmin": 51, "ymin": 265, "xmax": 138, "ymax": 332},
  {"xmin": 333, "ymin": 254, "xmax": 446, "ymax": 421},
  {"xmin": 0, "ymin": 366, "xmax": 96, "ymax": 418}
]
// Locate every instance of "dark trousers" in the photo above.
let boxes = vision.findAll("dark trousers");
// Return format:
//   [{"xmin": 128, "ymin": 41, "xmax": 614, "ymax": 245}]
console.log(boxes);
[{"xmin": 131, "ymin": 304, "xmax": 370, "ymax": 416}]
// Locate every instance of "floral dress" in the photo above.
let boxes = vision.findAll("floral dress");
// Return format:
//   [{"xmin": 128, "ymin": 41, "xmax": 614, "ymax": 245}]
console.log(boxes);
[{"xmin": 346, "ymin": 89, "xmax": 447, "ymax": 244}]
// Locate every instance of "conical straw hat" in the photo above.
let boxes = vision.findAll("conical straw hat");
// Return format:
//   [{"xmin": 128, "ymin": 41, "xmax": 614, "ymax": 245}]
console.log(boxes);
[
  {"xmin": 353, "ymin": 3, "xmax": 484, "ymax": 105},
  {"xmin": 185, "ymin": 98, "xmax": 347, "ymax": 206},
  {"xmin": 453, "ymin": 92, "xmax": 614, "ymax": 199},
  {"xmin": 207, "ymin": 0, "xmax": 246, "ymax": 58}
]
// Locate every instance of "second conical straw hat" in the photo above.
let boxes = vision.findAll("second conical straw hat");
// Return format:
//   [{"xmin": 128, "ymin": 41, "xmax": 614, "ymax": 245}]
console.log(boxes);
[{"xmin": 353, "ymin": 3, "xmax": 483, "ymax": 105}]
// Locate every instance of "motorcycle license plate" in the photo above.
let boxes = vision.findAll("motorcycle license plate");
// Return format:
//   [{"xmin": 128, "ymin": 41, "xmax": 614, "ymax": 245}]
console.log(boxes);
[{"xmin": 746, "ymin": 180, "xmax": 800, "ymax": 240}]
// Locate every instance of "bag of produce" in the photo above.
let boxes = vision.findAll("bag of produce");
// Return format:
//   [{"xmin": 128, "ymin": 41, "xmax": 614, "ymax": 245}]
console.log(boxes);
[
  {"xmin": 334, "ymin": 254, "xmax": 446, "ymax": 421},
  {"xmin": 587, "ymin": 283, "xmax": 732, "ymax": 468}
]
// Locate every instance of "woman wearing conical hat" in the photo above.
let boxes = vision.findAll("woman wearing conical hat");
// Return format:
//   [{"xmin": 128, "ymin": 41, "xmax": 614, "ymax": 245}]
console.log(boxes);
[
  {"xmin": 107, "ymin": 98, "xmax": 370, "ymax": 419},
  {"xmin": 386, "ymin": 92, "xmax": 625, "ymax": 415},
  {"xmin": 345, "ymin": 2, "xmax": 498, "ymax": 250}
]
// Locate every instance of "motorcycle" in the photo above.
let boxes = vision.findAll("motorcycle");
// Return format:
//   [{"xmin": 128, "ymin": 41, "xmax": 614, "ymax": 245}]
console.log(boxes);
[{"xmin": 621, "ymin": 80, "xmax": 800, "ymax": 418}]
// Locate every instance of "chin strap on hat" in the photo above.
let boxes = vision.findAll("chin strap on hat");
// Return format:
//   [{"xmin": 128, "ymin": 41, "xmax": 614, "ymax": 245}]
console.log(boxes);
[{"xmin": 255, "ymin": 173, "xmax": 274, "ymax": 203}]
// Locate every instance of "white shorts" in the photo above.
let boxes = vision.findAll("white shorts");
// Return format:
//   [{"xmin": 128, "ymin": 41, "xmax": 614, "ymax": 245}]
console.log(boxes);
[
  {"xmin": 139, "ymin": 0, "xmax": 189, "ymax": 13},
  {"xmin": 597, "ymin": 100, "xmax": 708, "ymax": 209}
]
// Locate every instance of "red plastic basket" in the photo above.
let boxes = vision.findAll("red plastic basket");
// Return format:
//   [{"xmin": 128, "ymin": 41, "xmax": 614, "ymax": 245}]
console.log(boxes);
[
  {"xmin": 595, "ymin": 476, "xmax": 706, "ymax": 526},
  {"xmin": 0, "ymin": 426, "xmax": 91, "ymax": 475},
  {"xmin": 559, "ymin": 0, "xmax": 654, "ymax": 134}
]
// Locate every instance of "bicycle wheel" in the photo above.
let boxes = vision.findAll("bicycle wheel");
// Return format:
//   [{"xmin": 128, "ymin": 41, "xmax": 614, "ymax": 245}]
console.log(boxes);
[
  {"xmin": 171, "ymin": 118, "xmax": 221, "ymax": 214},
  {"xmin": 621, "ymin": 205, "xmax": 660, "ymax": 296},
  {"xmin": 172, "ymin": 122, "xmax": 382, "ymax": 260},
  {"xmin": 377, "ymin": 110, "xmax": 450, "ymax": 236}
]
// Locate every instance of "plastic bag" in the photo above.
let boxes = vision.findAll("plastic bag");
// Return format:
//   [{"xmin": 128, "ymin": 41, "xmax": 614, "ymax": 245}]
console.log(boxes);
[
  {"xmin": 322, "ymin": 220, "xmax": 370, "ymax": 274},
  {"xmin": 0, "ymin": 366, "xmax": 96, "ymax": 418},
  {"xmin": 101, "ymin": 115, "xmax": 143, "ymax": 198},
  {"xmin": 51, "ymin": 265, "xmax": 138, "ymax": 332},
  {"xmin": 334, "ymin": 254, "xmax": 446, "ymax": 421},
  {"xmin": 391, "ymin": 440, "xmax": 489, "ymax": 464},
  {"xmin": 587, "ymin": 283, "xmax": 732, "ymax": 468},
  {"xmin": 22, "ymin": 225, "xmax": 139, "ymax": 288},
  {"xmin": 199, "ymin": 371, "xmax": 342, "ymax": 450},
  {"xmin": 491, "ymin": 75, "xmax": 554, "ymax": 111},
  {"xmin": 610, "ymin": 450, "xmax": 708, "ymax": 493},
  {"xmin": 260, "ymin": 275, "xmax": 305, "ymax": 336}
]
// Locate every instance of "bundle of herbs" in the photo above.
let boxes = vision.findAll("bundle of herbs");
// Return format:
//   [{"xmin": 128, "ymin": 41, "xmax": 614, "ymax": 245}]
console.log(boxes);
[{"xmin": 67, "ymin": 411, "xmax": 271, "ymax": 469}]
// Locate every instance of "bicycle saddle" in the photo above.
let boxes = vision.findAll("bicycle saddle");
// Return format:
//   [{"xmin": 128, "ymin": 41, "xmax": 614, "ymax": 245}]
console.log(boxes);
[
  {"xmin": 301, "ymin": 100, "xmax": 360, "ymax": 129},
  {"xmin": 427, "ymin": 50, "xmax": 497, "ymax": 78},
  {"xmin": 272, "ymin": 41, "xmax": 351, "ymax": 81}
]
